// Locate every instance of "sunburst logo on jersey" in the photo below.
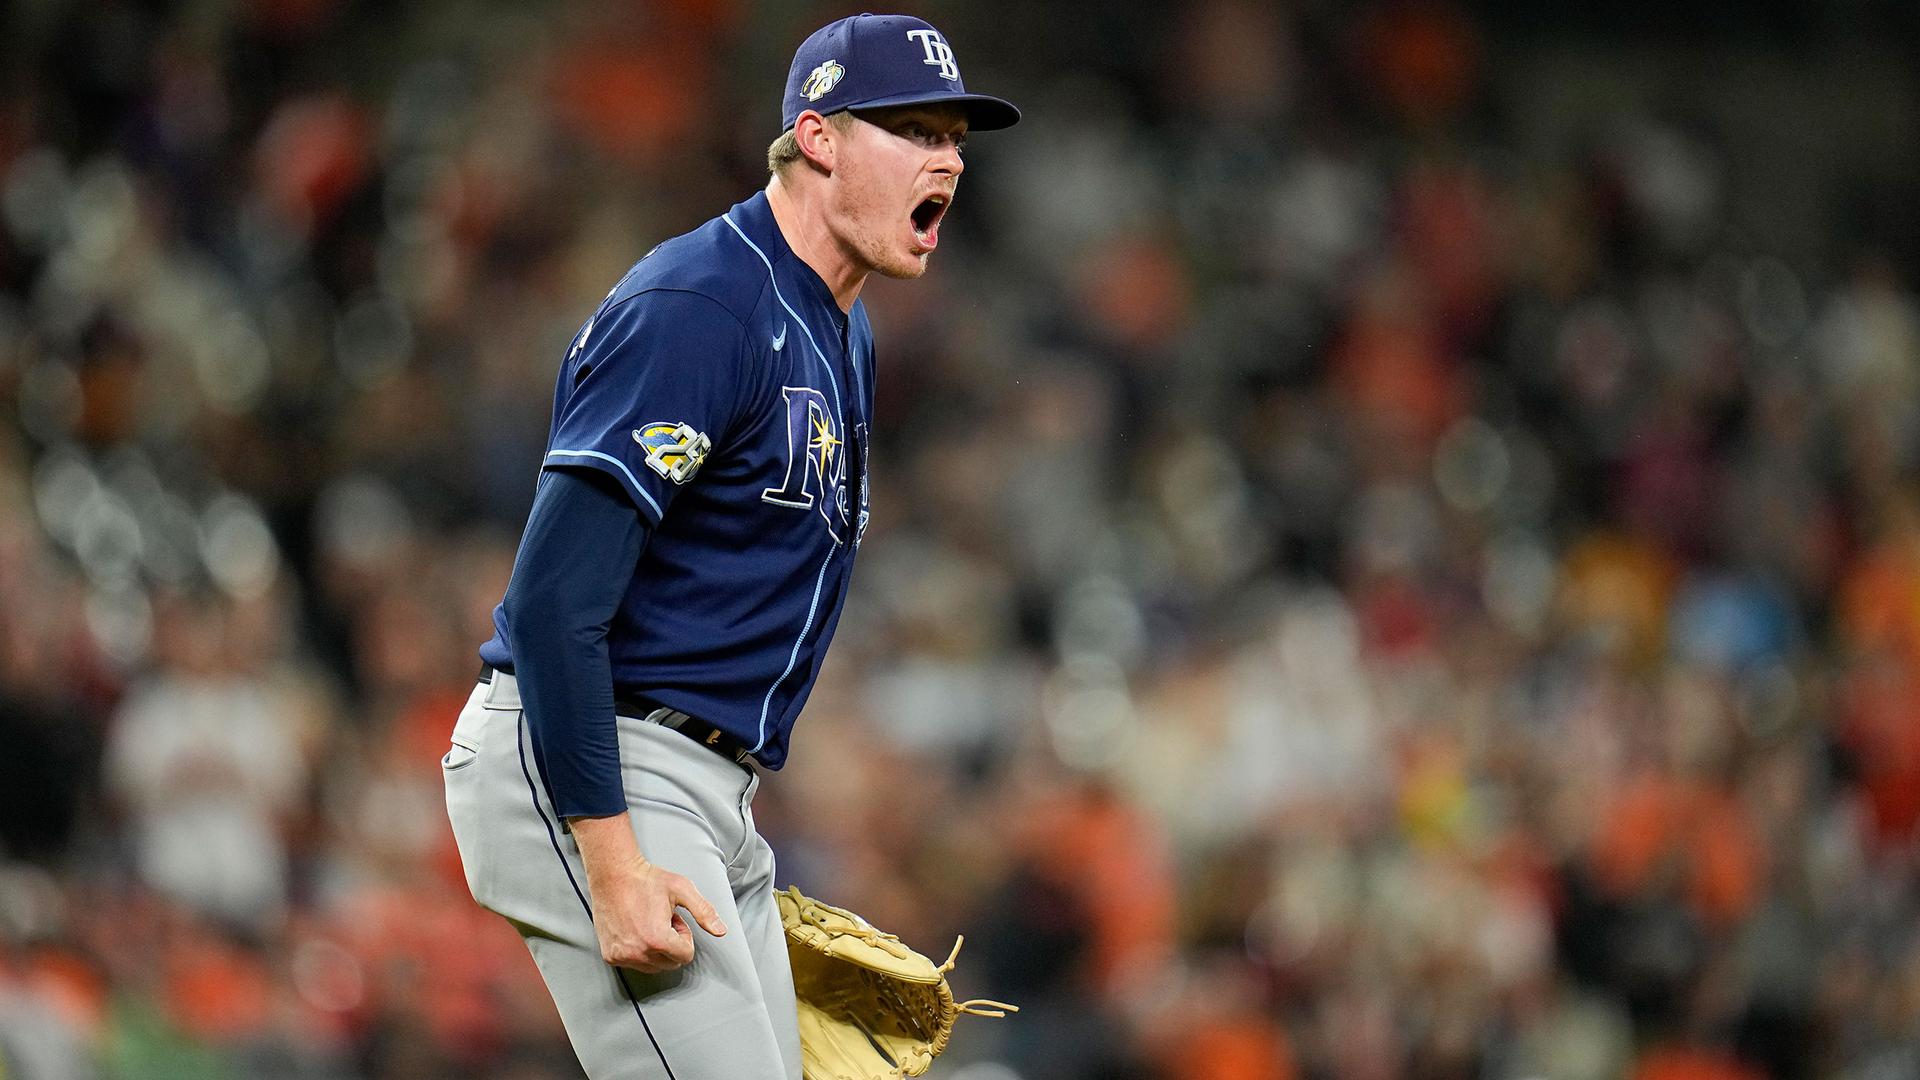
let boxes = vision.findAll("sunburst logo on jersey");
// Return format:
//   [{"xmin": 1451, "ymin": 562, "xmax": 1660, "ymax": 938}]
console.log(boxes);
[
  {"xmin": 808, "ymin": 413, "xmax": 841, "ymax": 476},
  {"xmin": 633, "ymin": 421, "xmax": 712, "ymax": 484},
  {"xmin": 802, "ymin": 60, "xmax": 845, "ymax": 101}
]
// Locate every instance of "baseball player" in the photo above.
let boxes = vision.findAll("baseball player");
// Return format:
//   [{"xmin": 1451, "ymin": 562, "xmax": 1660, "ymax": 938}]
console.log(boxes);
[{"xmin": 441, "ymin": 14, "xmax": 1018, "ymax": 1079}]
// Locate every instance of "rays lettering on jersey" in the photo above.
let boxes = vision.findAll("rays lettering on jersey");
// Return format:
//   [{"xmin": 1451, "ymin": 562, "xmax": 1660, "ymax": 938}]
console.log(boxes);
[{"xmin": 761, "ymin": 386, "xmax": 868, "ymax": 544}]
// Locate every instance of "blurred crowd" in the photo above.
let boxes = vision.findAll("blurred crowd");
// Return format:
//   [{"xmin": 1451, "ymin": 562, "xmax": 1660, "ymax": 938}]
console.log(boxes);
[{"xmin": 3, "ymin": 0, "xmax": 1920, "ymax": 1077}]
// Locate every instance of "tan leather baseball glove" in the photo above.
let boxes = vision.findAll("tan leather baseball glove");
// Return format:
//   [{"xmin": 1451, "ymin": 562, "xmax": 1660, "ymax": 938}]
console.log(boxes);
[{"xmin": 776, "ymin": 886, "xmax": 1016, "ymax": 1079}]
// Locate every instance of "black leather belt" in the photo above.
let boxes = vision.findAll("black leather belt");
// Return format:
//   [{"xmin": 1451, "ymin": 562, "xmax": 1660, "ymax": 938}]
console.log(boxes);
[{"xmin": 478, "ymin": 663, "xmax": 752, "ymax": 767}]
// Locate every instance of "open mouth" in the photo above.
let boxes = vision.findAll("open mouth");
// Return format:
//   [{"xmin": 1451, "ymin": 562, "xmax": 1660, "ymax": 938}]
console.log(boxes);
[{"xmin": 910, "ymin": 192, "xmax": 950, "ymax": 247}]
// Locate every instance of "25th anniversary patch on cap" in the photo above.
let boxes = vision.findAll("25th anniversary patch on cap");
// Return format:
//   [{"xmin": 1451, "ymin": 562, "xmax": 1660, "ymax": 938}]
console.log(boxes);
[{"xmin": 801, "ymin": 60, "xmax": 845, "ymax": 101}]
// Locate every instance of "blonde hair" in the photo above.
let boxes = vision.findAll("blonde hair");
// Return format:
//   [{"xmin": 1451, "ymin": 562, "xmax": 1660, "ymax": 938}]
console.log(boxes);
[{"xmin": 767, "ymin": 111, "xmax": 857, "ymax": 176}]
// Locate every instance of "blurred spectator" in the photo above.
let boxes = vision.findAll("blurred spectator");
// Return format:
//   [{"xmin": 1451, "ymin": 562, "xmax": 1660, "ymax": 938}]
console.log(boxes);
[{"xmin": 103, "ymin": 585, "xmax": 317, "ymax": 932}]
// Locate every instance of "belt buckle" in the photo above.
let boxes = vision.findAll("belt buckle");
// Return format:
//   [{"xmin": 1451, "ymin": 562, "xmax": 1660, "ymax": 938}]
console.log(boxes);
[
  {"xmin": 702, "ymin": 724, "xmax": 750, "ymax": 766},
  {"xmin": 646, "ymin": 708, "xmax": 748, "ymax": 766}
]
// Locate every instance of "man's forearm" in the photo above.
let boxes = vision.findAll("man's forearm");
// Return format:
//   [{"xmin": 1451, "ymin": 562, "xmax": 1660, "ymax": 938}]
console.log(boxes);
[{"xmin": 568, "ymin": 810, "xmax": 643, "ymax": 884}]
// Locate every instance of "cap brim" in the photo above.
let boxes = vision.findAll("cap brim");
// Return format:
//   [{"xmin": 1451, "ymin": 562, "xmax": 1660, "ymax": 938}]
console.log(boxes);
[{"xmin": 844, "ymin": 90, "xmax": 1021, "ymax": 131}]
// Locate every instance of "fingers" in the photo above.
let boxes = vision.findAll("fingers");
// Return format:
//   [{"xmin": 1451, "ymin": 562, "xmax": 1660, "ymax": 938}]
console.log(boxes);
[
  {"xmin": 668, "ymin": 874, "xmax": 729, "ymax": 937},
  {"xmin": 594, "ymin": 866, "xmax": 728, "ymax": 974},
  {"xmin": 602, "ymin": 920, "xmax": 693, "ymax": 972},
  {"xmin": 650, "ymin": 920, "xmax": 696, "ymax": 969}
]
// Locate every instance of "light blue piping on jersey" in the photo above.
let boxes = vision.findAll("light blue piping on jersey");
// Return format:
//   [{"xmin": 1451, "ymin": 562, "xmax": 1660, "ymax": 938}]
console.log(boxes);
[
  {"xmin": 754, "ymin": 540, "xmax": 838, "ymax": 752},
  {"xmin": 724, "ymin": 210, "xmax": 863, "ymax": 754},
  {"xmin": 719, "ymin": 213, "xmax": 851, "ymax": 415},
  {"xmin": 544, "ymin": 449, "xmax": 665, "ymax": 520}
]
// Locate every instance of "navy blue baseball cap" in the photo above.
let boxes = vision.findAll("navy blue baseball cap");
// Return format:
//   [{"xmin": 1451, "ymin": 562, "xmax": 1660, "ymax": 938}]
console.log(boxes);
[{"xmin": 782, "ymin": 13, "xmax": 1020, "ymax": 133}]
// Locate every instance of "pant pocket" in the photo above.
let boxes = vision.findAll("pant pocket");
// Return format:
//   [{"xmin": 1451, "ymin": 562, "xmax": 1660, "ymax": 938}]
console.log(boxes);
[{"xmin": 443, "ymin": 697, "xmax": 497, "ymax": 909}]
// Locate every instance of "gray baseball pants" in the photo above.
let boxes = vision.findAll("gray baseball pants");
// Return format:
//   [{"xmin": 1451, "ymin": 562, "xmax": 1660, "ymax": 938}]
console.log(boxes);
[{"xmin": 442, "ymin": 671, "xmax": 802, "ymax": 1079}]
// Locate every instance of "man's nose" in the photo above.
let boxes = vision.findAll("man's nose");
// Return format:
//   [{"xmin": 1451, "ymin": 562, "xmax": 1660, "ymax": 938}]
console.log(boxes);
[{"xmin": 933, "ymin": 140, "xmax": 964, "ymax": 177}]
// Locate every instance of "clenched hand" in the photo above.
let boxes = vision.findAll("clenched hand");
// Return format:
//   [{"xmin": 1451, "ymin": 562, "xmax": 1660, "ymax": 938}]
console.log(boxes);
[{"xmin": 569, "ymin": 812, "xmax": 728, "ymax": 973}]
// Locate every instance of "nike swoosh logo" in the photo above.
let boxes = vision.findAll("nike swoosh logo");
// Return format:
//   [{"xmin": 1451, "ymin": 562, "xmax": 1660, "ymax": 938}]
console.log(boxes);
[{"xmin": 772, "ymin": 323, "xmax": 788, "ymax": 351}]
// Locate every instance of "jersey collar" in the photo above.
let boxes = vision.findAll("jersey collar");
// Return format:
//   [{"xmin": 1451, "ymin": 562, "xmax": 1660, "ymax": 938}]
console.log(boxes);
[{"xmin": 733, "ymin": 191, "xmax": 847, "ymax": 328}]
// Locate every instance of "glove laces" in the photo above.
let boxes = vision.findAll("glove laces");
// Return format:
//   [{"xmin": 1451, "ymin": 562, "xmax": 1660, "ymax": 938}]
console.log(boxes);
[
  {"xmin": 939, "ymin": 937, "xmax": 1018, "ymax": 1017},
  {"xmin": 783, "ymin": 886, "xmax": 1019, "ymax": 1018}
]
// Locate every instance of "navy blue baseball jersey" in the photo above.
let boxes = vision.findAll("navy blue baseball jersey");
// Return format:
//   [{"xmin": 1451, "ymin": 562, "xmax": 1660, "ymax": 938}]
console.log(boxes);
[{"xmin": 479, "ymin": 191, "xmax": 874, "ymax": 772}]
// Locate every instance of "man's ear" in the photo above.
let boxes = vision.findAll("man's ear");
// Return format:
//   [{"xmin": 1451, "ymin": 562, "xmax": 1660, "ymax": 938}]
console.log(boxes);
[{"xmin": 793, "ymin": 110, "xmax": 838, "ymax": 174}]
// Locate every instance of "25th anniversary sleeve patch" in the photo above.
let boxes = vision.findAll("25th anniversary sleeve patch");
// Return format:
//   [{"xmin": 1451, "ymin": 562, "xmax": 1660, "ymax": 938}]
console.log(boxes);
[{"xmin": 633, "ymin": 421, "xmax": 712, "ymax": 484}]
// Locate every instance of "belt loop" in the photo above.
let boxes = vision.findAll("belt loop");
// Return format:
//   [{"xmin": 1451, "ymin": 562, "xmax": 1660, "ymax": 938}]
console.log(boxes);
[{"xmin": 481, "ymin": 668, "xmax": 521, "ymax": 710}]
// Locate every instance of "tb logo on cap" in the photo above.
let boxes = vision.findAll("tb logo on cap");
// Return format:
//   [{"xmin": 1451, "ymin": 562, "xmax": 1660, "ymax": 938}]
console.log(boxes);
[{"xmin": 906, "ymin": 28, "xmax": 958, "ymax": 81}]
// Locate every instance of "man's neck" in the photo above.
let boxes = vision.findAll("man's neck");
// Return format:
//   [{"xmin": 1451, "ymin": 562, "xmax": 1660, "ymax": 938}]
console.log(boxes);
[{"xmin": 765, "ymin": 176, "xmax": 864, "ymax": 313}]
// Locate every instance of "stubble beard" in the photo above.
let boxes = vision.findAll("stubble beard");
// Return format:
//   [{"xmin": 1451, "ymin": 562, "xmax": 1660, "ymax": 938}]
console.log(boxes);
[
  {"xmin": 851, "ymin": 208, "xmax": 927, "ymax": 281},
  {"xmin": 875, "ymin": 251, "xmax": 931, "ymax": 281},
  {"xmin": 834, "ymin": 166, "xmax": 928, "ymax": 281}
]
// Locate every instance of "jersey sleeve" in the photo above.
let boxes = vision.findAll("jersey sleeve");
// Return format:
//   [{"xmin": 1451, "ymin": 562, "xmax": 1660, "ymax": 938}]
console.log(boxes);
[
  {"xmin": 543, "ymin": 289, "xmax": 752, "ymax": 524},
  {"xmin": 502, "ymin": 467, "xmax": 645, "ymax": 819}
]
